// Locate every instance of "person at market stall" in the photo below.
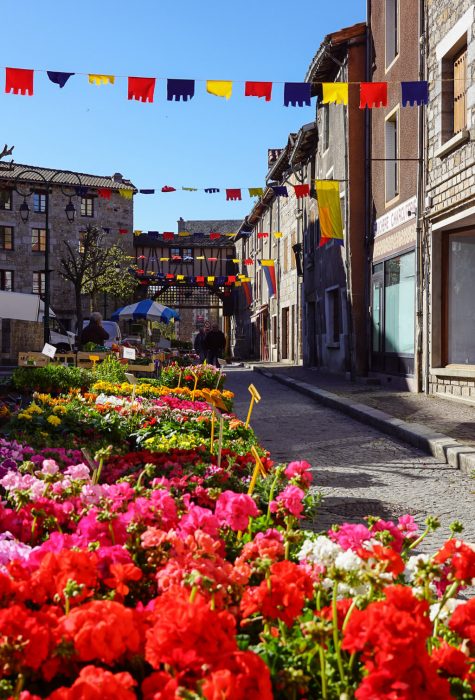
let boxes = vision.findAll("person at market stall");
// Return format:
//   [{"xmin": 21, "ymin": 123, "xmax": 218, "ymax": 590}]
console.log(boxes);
[
  {"xmin": 193, "ymin": 327, "xmax": 207, "ymax": 362},
  {"xmin": 80, "ymin": 312, "xmax": 109, "ymax": 348},
  {"xmin": 203, "ymin": 323, "xmax": 226, "ymax": 367}
]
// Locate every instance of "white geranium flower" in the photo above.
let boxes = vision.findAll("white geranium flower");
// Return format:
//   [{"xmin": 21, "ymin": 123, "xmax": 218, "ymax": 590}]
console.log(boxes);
[
  {"xmin": 298, "ymin": 535, "xmax": 342, "ymax": 566},
  {"xmin": 335, "ymin": 550, "xmax": 364, "ymax": 572}
]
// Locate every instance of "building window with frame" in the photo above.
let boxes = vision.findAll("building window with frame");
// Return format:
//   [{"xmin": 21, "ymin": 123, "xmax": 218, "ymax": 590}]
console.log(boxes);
[
  {"xmin": 80, "ymin": 196, "xmax": 94, "ymax": 217},
  {"xmin": 170, "ymin": 247, "xmax": 181, "ymax": 260},
  {"xmin": 33, "ymin": 192, "xmax": 47, "ymax": 213},
  {"xmin": 182, "ymin": 247, "xmax": 193, "ymax": 262},
  {"xmin": 326, "ymin": 287, "xmax": 340, "ymax": 345},
  {"xmin": 0, "ymin": 189, "xmax": 12, "ymax": 210},
  {"xmin": 32, "ymin": 228, "xmax": 46, "ymax": 252},
  {"xmin": 385, "ymin": 0, "xmax": 399, "ymax": 67},
  {"xmin": 0, "ymin": 270, "xmax": 13, "ymax": 291},
  {"xmin": 33, "ymin": 271, "xmax": 46, "ymax": 295},
  {"xmin": 0, "ymin": 226, "xmax": 13, "ymax": 251},
  {"xmin": 446, "ymin": 233, "xmax": 475, "ymax": 365},
  {"xmin": 385, "ymin": 108, "xmax": 399, "ymax": 202}
]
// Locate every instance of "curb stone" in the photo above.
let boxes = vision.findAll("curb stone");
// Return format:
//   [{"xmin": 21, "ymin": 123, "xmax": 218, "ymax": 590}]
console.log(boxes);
[{"xmin": 252, "ymin": 367, "xmax": 475, "ymax": 477}]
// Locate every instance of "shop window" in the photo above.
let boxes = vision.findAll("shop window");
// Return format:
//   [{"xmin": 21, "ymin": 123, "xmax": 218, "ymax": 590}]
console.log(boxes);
[
  {"xmin": 446, "ymin": 234, "xmax": 475, "ymax": 364},
  {"xmin": 384, "ymin": 252, "xmax": 415, "ymax": 354}
]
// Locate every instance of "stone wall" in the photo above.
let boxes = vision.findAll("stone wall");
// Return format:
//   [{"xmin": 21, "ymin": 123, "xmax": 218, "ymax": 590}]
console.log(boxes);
[{"xmin": 0, "ymin": 186, "xmax": 134, "ymax": 331}]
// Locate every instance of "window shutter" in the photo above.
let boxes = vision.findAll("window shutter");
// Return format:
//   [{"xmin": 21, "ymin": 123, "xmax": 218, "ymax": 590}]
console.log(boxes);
[{"xmin": 453, "ymin": 48, "xmax": 467, "ymax": 134}]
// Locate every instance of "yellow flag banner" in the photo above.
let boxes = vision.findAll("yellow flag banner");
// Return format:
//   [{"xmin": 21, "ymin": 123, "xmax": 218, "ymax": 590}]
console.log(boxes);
[
  {"xmin": 88, "ymin": 74, "xmax": 115, "ymax": 86},
  {"xmin": 321, "ymin": 82, "xmax": 348, "ymax": 105},
  {"xmin": 119, "ymin": 189, "xmax": 134, "ymax": 200},
  {"xmin": 206, "ymin": 80, "xmax": 233, "ymax": 100},
  {"xmin": 315, "ymin": 180, "xmax": 344, "ymax": 241}
]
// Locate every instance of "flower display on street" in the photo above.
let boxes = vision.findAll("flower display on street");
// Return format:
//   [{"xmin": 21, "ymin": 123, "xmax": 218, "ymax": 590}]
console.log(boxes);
[{"xmin": 0, "ymin": 373, "xmax": 473, "ymax": 699}]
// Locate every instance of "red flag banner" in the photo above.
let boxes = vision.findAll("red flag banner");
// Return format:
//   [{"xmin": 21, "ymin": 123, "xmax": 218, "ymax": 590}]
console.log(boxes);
[
  {"xmin": 293, "ymin": 184, "xmax": 310, "ymax": 198},
  {"xmin": 245, "ymin": 81, "xmax": 273, "ymax": 102},
  {"xmin": 5, "ymin": 67, "xmax": 34, "ymax": 96},
  {"xmin": 226, "ymin": 189, "xmax": 242, "ymax": 201},
  {"xmin": 128, "ymin": 76, "xmax": 156, "ymax": 103},
  {"xmin": 359, "ymin": 82, "xmax": 388, "ymax": 108}
]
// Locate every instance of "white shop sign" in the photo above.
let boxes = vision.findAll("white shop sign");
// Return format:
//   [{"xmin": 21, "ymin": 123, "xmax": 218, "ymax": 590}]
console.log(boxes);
[{"xmin": 374, "ymin": 196, "xmax": 417, "ymax": 236}]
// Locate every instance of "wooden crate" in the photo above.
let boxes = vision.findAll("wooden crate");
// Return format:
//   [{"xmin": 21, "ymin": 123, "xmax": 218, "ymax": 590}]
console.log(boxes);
[
  {"xmin": 76, "ymin": 351, "xmax": 109, "ymax": 369},
  {"xmin": 51, "ymin": 353, "xmax": 77, "ymax": 366},
  {"xmin": 18, "ymin": 352, "xmax": 50, "ymax": 367},
  {"xmin": 126, "ymin": 362, "xmax": 156, "ymax": 374}
]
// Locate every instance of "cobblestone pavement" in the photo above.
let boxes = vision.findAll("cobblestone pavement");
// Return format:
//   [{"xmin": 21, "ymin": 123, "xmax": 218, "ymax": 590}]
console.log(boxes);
[
  {"xmin": 249, "ymin": 365, "xmax": 475, "ymax": 448},
  {"xmin": 226, "ymin": 369, "xmax": 475, "ymax": 555}
]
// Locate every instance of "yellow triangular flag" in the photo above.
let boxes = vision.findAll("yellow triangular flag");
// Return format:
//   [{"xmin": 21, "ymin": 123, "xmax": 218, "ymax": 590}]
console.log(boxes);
[
  {"xmin": 133, "ymin": 230, "xmax": 142, "ymax": 236},
  {"xmin": 206, "ymin": 80, "xmax": 233, "ymax": 100},
  {"xmin": 196, "ymin": 256, "xmax": 205, "ymax": 260},
  {"xmin": 89, "ymin": 74, "xmax": 115, "ymax": 86},
  {"xmin": 178, "ymin": 231, "xmax": 191, "ymax": 237},
  {"xmin": 176, "ymin": 274, "xmax": 185, "ymax": 281},
  {"xmin": 207, "ymin": 276, "xmax": 215, "ymax": 283},
  {"xmin": 160, "ymin": 257, "xmax": 170, "ymax": 262},
  {"xmin": 119, "ymin": 190, "xmax": 134, "ymax": 200},
  {"xmin": 322, "ymin": 82, "xmax": 348, "ymax": 105},
  {"xmin": 273, "ymin": 231, "xmax": 283, "ymax": 238},
  {"xmin": 232, "ymin": 258, "xmax": 240, "ymax": 263}
]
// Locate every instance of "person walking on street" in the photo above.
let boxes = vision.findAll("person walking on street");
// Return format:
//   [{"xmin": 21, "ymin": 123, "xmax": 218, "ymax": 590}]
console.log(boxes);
[
  {"xmin": 203, "ymin": 323, "xmax": 226, "ymax": 367},
  {"xmin": 193, "ymin": 327, "xmax": 207, "ymax": 362},
  {"xmin": 80, "ymin": 312, "xmax": 109, "ymax": 348}
]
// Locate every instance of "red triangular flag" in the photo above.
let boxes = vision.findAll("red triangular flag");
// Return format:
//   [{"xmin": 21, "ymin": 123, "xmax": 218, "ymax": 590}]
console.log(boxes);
[
  {"xmin": 128, "ymin": 76, "xmax": 156, "ymax": 103},
  {"xmin": 161, "ymin": 185, "xmax": 176, "ymax": 193},
  {"xmin": 257, "ymin": 232, "xmax": 269, "ymax": 238},
  {"xmin": 5, "ymin": 68, "xmax": 34, "ymax": 96},
  {"xmin": 209, "ymin": 232, "xmax": 221, "ymax": 240},
  {"xmin": 98, "ymin": 188, "xmax": 111, "ymax": 200},
  {"xmin": 245, "ymin": 81, "xmax": 273, "ymax": 102},
  {"xmin": 359, "ymin": 82, "xmax": 388, "ymax": 108},
  {"xmin": 163, "ymin": 232, "xmax": 174, "ymax": 240},
  {"xmin": 226, "ymin": 189, "xmax": 242, "ymax": 201}
]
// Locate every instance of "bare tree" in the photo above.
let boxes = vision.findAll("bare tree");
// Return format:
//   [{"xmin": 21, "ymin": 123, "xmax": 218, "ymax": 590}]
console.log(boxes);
[{"xmin": 0, "ymin": 144, "xmax": 14, "ymax": 168}]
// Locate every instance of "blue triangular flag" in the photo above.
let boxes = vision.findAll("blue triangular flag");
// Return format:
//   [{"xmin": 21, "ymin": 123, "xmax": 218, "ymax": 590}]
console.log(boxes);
[
  {"xmin": 47, "ymin": 71, "xmax": 75, "ymax": 88},
  {"xmin": 401, "ymin": 81, "xmax": 429, "ymax": 107}
]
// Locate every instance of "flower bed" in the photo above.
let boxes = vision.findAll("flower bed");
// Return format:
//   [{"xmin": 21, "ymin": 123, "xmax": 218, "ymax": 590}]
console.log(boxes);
[{"xmin": 0, "ymin": 378, "xmax": 474, "ymax": 699}]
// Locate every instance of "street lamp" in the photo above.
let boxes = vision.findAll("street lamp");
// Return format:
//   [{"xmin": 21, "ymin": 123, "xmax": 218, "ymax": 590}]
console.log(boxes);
[{"xmin": 12, "ymin": 168, "xmax": 83, "ymax": 344}]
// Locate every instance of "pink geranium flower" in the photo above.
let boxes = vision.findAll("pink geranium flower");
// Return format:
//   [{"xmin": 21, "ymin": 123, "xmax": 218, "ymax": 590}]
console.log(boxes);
[{"xmin": 215, "ymin": 491, "xmax": 258, "ymax": 531}]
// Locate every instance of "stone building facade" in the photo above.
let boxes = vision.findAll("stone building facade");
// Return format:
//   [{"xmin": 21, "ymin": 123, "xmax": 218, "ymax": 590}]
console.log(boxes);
[
  {"xmin": 425, "ymin": 1, "xmax": 475, "ymax": 401},
  {"xmin": 0, "ymin": 163, "xmax": 135, "ymax": 340},
  {"xmin": 233, "ymin": 23, "xmax": 367, "ymax": 374},
  {"xmin": 368, "ymin": 0, "xmax": 422, "ymax": 390}
]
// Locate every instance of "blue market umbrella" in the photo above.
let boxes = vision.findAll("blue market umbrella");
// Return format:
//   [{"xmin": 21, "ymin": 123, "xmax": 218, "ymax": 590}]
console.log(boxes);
[{"xmin": 111, "ymin": 299, "xmax": 180, "ymax": 323}]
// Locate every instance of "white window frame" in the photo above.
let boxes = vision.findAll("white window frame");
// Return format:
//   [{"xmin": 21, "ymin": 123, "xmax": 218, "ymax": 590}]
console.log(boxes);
[
  {"xmin": 385, "ymin": 105, "xmax": 400, "ymax": 205},
  {"xmin": 385, "ymin": 0, "xmax": 399, "ymax": 70}
]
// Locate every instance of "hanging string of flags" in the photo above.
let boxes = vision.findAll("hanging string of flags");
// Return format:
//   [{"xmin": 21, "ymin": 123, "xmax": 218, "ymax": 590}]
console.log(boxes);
[
  {"xmin": 3, "ymin": 66, "xmax": 431, "ymax": 108},
  {"xmin": 133, "ymin": 270, "xmax": 250, "ymax": 286}
]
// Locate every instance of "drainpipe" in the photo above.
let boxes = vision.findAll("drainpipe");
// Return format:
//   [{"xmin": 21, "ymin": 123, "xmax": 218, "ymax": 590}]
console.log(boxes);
[
  {"xmin": 276, "ymin": 197, "xmax": 281, "ymax": 360},
  {"xmin": 342, "ymin": 59, "xmax": 356, "ymax": 381},
  {"xmin": 365, "ymin": 0, "xmax": 373, "ymax": 379},
  {"xmin": 415, "ymin": 0, "xmax": 426, "ymax": 393},
  {"xmin": 421, "ymin": 0, "xmax": 430, "ymax": 394}
]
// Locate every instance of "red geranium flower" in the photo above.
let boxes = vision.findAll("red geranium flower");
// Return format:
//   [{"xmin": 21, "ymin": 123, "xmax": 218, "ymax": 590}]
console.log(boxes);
[
  {"xmin": 48, "ymin": 665, "xmax": 137, "ymax": 699},
  {"xmin": 240, "ymin": 560, "xmax": 313, "ymax": 626},
  {"xmin": 449, "ymin": 598, "xmax": 475, "ymax": 648},
  {"xmin": 434, "ymin": 539, "xmax": 475, "ymax": 583}
]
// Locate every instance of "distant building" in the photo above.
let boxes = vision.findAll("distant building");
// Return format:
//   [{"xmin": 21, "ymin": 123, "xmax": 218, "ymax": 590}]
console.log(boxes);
[
  {"xmin": 0, "ymin": 163, "xmax": 135, "ymax": 334},
  {"xmin": 133, "ymin": 218, "xmax": 240, "ymax": 343}
]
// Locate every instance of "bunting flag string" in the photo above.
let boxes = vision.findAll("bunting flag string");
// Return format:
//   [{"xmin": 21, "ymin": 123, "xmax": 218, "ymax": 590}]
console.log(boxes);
[
  {"xmin": 133, "ymin": 270, "xmax": 240, "ymax": 286},
  {"xmin": 2, "ymin": 64, "xmax": 432, "ymax": 109}
]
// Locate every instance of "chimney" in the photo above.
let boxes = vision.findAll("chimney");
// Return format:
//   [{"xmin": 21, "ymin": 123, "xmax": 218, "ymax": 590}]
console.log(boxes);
[{"xmin": 112, "ymin": 172, "xmax": 123, "ymax": 183}]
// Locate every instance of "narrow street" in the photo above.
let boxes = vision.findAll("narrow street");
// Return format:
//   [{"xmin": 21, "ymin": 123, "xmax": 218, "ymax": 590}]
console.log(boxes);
[{"xmin": 227, "ymin": 369, "xmax": 475, "ymax": 551}]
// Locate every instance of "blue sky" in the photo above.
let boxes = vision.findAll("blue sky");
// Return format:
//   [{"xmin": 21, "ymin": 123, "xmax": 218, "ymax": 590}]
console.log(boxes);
[{"xmin": 2, "ymin": 0, "xmax": 365, "ymax": 232}]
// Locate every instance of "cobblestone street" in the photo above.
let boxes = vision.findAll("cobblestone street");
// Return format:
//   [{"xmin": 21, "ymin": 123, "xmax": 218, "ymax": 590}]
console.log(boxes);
[{"xmin": 227, "ymin": 369, "xmax": 475, "ymax": 552}]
